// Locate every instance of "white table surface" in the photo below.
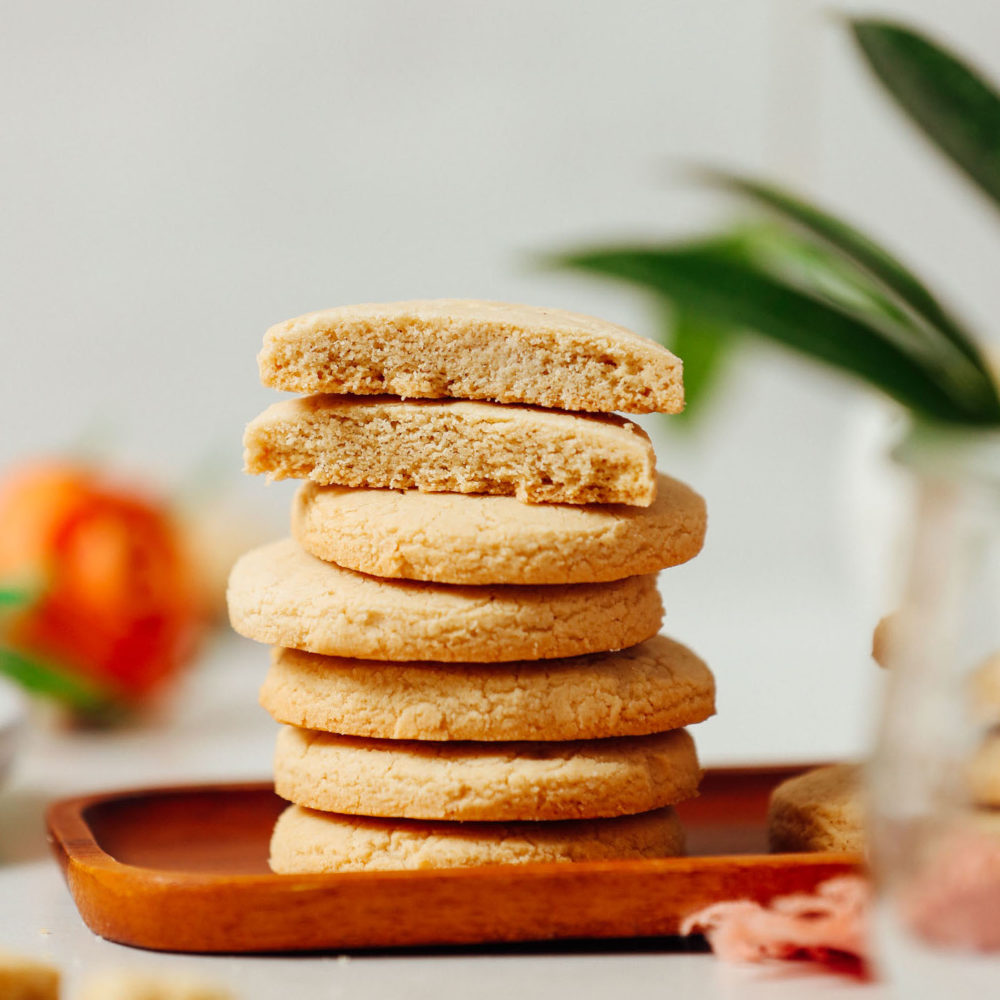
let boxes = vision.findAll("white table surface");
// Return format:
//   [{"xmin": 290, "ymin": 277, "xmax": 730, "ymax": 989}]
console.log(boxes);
[{"xmin": 0, "ymin": 634, "xmax": 889, "ymax": 1000}]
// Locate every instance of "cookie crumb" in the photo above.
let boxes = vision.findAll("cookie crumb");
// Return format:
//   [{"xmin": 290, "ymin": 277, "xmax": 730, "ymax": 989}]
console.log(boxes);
[
  {"xmin": 0, "ymin": 950, "xmax": 60, "ymax": 1000},
  {"xmin": 79, "ymin": 970, "xmax": 234, "ymax": 1000}
]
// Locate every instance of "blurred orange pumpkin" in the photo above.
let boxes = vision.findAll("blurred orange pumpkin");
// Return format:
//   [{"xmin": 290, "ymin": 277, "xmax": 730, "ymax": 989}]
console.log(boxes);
[{"xmin": 0, "ymin": 461, "xmax": 206, "ymax": 707}]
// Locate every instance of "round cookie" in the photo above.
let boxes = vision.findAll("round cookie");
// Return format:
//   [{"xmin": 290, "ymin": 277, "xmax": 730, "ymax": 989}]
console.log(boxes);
[
  {"xmin": 273, "ymin": 726, "xmax": 700, "ymax": 822},
  {"xmin": 269, "ymin": 804, "xmax": 686, "ymax": 873},
  {"xmin": 291, "ymin": 473, "xmax": 706, "ymax": 585},
  {"xmin": 228, "ymin": 539, "xmax": 663, "ymax": 662},
  {"xmin": 767, "ymin": 764, "xmax": 864, "ymax": 853},
  {"xmin": 260, "ymin": 636, "xmax": 715, "ymax": 741}
]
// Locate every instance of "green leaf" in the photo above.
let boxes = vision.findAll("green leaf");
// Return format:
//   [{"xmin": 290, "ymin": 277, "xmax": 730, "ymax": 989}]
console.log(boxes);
[
  {"xmin": 552, "ymin": 244, "xmax": 1000, "ymax": 425},
  {"xmin": 744, "ymin": 223, "xmax": 911, "ymax": 328},
  {"xmin": 0, "ymin": 587, "xmax": 36, "ymax": 610},
  {"xmin": 660, "ymin": 303, "xmax": 736, "ymax": 422},
  {"xmin": 0, "ymin": 646, "xmax": 117, "ymax": 715},
  {"xmin": 851, "ymin": 19, "xmax": 1000, "ymax": 213},
  {"xmin": 700, "ymin": 169, "xmax": 993, "ymax": 382}
]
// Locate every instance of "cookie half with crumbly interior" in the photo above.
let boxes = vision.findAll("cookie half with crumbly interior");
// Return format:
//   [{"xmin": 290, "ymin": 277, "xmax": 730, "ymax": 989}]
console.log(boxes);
[
  {"xmin": 258, "ymin": 299, "xmax": 684, "ymax": 414},
  {"xmin": 269, "ymin": 804, "xmax": 686, "ymax": 873},
  {"xmin": 273, "ymin": 726, "xmax": 700, "ymax": 822},
  {"xmin": 228, "ymin": 539, "xmax": 663, "ymax": 662},
  {"xmin": 260, "ymin": 636, "xmax": 715, "ymax": 741},
  {"xmin": 292, "ymin": 473, "xmax": 705, "ymax": 585},
  {"xmin": 243, "ymin": 395, "xmax": 657, "ymax": 506}
]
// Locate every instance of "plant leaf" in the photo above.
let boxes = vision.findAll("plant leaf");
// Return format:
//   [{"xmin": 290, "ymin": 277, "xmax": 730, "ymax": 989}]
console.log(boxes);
[
  {"xmin": 661, "ymin": 303, "xmax": 736, "ymax": 422},
  {"xmin": 700, "ymin": 170, "xmax": 993, "ymax": 384},
  {"xmin": 744, "ymin": 223, "xmax": 910, "ymax": 327},
  {"xmin": 0, "ymin": 587, "xmax": 36, "ymax": 610},
  {"xmin": 851, "ymin": 19, "xmax": 1000, "ymax": 214},
  {"xmin": 0, "ymin": 646, "xmax": 117, "ymax": 714},
  {"xmin": 552, "ymin": 244, "xmax": 1000, "ymax": 424}
]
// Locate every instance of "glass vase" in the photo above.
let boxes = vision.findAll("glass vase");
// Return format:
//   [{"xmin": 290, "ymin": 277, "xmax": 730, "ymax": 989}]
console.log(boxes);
[{"xmin": 868, "ymin": 422, "xmax": 1000, "ymax": 992}]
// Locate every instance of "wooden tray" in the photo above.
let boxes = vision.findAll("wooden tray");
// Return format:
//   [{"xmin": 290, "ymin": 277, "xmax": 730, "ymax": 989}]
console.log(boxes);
[{"xmin": 46, "ymin": 765, "xmax": 860, "ymax": 954}]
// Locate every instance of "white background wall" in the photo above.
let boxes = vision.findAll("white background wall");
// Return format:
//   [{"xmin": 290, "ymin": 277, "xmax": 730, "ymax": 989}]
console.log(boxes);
[{"xmin": 2, "ymin": 0, "xmax": 998, "ymax": 763}]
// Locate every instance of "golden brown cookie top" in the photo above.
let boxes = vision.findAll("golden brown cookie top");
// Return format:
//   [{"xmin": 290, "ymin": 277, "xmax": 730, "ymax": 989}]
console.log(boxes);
[
  {"xmin": 227, "ymin": 539, "xmax": 663, "ymax": 662},
  {"xmin": 273, "ymin": 726, "xmax": 701, "ymax": 822},
  {"xmin": 260, "ymin": 636, "xmax": 715, "ymax": 741},
  {"xmin": 291, "ymin": 473, "xmax": 704, "ymax": 585},
  {"xmin": 269, "ymin": 804, "xmax": 685, "ymax": 873}
]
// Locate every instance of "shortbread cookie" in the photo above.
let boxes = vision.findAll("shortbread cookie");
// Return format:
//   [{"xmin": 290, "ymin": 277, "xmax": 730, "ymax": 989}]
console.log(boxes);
[
  {"xmin": 970, "ymin": 653, "xmax": 1000, "ymax": 726},
  {"xmin": 244, "ymin": 395, "xmax": 657, "ymax": 506},
  {"xmin": 969, "ymin": 731, "xmax": 1000, "ymax": 806},
  {"xmin": 291, "ymin": 473, "xmax": 704, "ymax": 585},
  {"xmin": 228, "ymin": 539, "xmax": 663, "ymax": 661},
  {"xmin": 261, "ymin": 636, "xmax": 715, "ymax": 741},
  {"xmin": 269, "ymin": 804, "xmax": 685, "ymax": 873},
  {"xmin": 0, "ymin": 952, "xmax": 59, "ymax": 1000},
  {"xmin": 875, "ymin": 619, "xmax": 1000, "ymax": 725},
  {"xmin": 79, "ymin": 971, "xmax": 233, "ymax": 1000},
  {"xmin": 767, "ymin": 764, "xmax": 864, "ymax": 853},
  {"xmin": 871, "ymin": 613, "xmax": 896, "ymax": 668},
  {"xmin": 258, "ymin": 299, "xmax": 683, "ymax": 414},
  {"xmin": 273, "ymin": 726, "xmax": 700, "ymax": 821}
]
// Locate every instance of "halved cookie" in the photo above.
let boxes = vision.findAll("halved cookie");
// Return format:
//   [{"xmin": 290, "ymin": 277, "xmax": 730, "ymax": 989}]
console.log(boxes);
[
  {"xmin": 258, "ymin": 299, "xmax": 683, "ymax": 414},
  {"xmin": 243, "ymin": 395, "xmax": 657, "ymax": 506}
]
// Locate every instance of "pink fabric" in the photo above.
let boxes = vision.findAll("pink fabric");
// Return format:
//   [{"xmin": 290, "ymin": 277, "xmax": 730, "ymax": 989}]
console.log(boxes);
[
  {"xmin": 681, "ymin": 876, "xmax": 872, "ymax": 975},
  {"xmin": 902, "ymin": 829, "xmax": 1000, "ymax": 951}
]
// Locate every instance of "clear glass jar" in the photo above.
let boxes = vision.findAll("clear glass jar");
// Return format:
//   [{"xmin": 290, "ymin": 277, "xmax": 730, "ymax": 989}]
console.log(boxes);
[{"xmin": 868, "ymin": 422, "xmax": 1000, "ymax": 992}]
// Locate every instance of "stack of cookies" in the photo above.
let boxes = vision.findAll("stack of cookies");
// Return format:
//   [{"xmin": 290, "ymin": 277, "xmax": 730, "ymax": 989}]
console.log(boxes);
[{"xmin": 227, "ymin": 300, "xmax": 716, "ymax": 872}]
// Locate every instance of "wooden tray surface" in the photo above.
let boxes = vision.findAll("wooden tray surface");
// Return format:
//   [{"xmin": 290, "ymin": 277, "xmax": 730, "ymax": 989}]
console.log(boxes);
[{"xmin": 46, "ymin": 765, "xmax": 860, "ymax": 954}]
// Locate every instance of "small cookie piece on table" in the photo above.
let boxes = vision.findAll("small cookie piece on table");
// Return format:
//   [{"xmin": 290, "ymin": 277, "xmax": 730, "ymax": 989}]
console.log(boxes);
[
  {"xmin": 273, "ymin": 726, "xmax": 700, "ymax": 822},
  {"xmin": 79, "ymin": 971, "xmax": 233, "ymax": 1000},
  {"xmin": 291, "ymin": 473, "xmax": 706, "ymax": 585},
  {"xmin": 767, "ymin": 764, "xmax": 864, "ymax": 853},
  {"xmin": 0, "ymin": 952, "xmax": 59, "ymax": 1000},
  {"xmin": 257, "ymin": 299, "xmax": 684, "ymax": 415},
  {"xmin": 243, "ymin": 395, "xmax": 657, "ymax": 506},
  {"xmin": 270, "ymin": 804, "xmax": 686, "ymax": 873},
  {"xmin": 228, "ymin": 539, "xmax": 663, "ymax": 662},
  {"xmin": 260, "ymin": 636, "xmax": 716, "ymax": 742}
]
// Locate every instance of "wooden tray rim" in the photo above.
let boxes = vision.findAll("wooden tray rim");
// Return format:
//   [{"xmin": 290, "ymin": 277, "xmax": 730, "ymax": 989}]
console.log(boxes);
[
  {"xmin": 47, "ymin": 769, "xmax": 865, "ymax": 952},
  {"xmin": 47, "ymin": 771, "xmax": 863, "ymax": 887}
]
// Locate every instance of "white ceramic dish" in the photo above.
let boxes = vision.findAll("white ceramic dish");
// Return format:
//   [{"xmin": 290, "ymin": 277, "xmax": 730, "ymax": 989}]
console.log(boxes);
[{"xmin": 0, "ymin": 677, "xmax": 27, "ymax": 786}]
